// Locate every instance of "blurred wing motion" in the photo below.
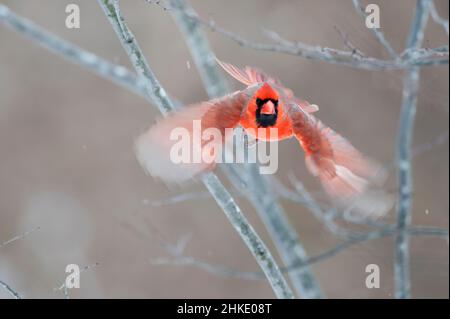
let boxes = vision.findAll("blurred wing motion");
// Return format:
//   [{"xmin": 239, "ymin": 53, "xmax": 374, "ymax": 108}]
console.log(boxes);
[
  {"xmin": 216, "ymin": 58, "xmax": 319, "ymax": 113},
  {"xmin": 135, "ymin": 90, "xmax": 249, "ymax": 184},
  {"xmin": 287, "ymin": 104, "xmax": 392, "ymax": 218}
]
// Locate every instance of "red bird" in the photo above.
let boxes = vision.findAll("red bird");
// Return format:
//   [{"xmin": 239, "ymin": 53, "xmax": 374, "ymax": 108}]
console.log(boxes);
[{"xmin": 136, "ymin": 59, "xmax": 389, "ymax": 215}]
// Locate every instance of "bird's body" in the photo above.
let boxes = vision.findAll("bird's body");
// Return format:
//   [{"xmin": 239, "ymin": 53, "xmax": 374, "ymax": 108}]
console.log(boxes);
[{"xmin": 136, "ymin": 59, "xmax": 391, "ymax": 217}]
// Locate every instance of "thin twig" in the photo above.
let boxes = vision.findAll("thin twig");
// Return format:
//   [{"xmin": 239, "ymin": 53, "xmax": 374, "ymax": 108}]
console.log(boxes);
[
  {"xmin": 0, "ymin": 280, "xmax": 22, "ymax": 299},
  {"xmin": 145, "ymin": 191, "xmax": 212, "ymax": 207},
  {"xmin": 168, "ymin": 0, "xmax": 323, "ymax": 299},
  {"xmin": 99, "ymin": 0, "xmax": 293, "ymax": 299},
  {"xmin": 395, "ymin": 0, "xmax": 431, "ymax": 299},
  {"xmin": 167, "ymin": 5, "xmax": 447, "ymax": 71},
  {"xmin": 153, "ymin": 226, "xmax": 448, "ymax": 280},
  {"xmin": 411, "ymin": 131, "xmax": 449, "ymax": 157},
  {"xmin": 333, "ymin": 25, "xmax": 366, "ymax": 58},
  {"xmin": 0, "ymin": 226, "xmax": 40, "ymax": 249},
  {"xmin": 168, "ymin": 0, "xmax": 229, "ymax": 98},
  {"xmin": 429, "ymin": 0, "xmax": 449, "ymax": 35},
  {"xmin": 286, "ymin": 226, "xmax": 448, "ymax": 272}
]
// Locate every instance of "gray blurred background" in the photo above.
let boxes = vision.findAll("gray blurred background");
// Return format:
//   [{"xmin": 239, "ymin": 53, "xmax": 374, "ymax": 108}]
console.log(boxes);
[{"xmin": 0, "ymin": 0, "xmax": 448, "ymax": 298}]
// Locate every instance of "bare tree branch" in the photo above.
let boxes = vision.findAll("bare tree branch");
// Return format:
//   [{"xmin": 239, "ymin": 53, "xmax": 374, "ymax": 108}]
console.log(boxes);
[
  {"xmin": 286, "ymin": 226, "xmax": 448, "ymax": 273},
  {"xmin": 145, "ymin": 191, "xmax": 212, "ymax": 207},
  {"xmin": 395, "ymin": 0, "xmax": 431, "ymax": 299},
  {"xmin": 168, "ymin": 0, "xmax": 323, "ymax": 299},
  {"xmin": 153, "ymin": 226, "xmax": 448, "ymax": 280},
  {"xmin": 165, "ymin": 4, "xmax": 447, "ymax": 71},
  {"xmin": 98, "ymin": 0, "xmax": 293, "ymax": 299},
  {"xmin": 0, "ymin": 5, "xmax": 152, "ymax": 103}
]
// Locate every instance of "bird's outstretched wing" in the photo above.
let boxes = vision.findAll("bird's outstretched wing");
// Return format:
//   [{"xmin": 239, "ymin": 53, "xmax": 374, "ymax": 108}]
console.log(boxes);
[
  {"xmin": 216, "ymin": 58, "xmax": 319, "ymax": 113},
  {"xmin": 135, "ymin": 90, "xmax": 250, "ymax": 184},
  {"xmin": 287, "ymin": 104, "xmax": 392, "ymax": 218}
]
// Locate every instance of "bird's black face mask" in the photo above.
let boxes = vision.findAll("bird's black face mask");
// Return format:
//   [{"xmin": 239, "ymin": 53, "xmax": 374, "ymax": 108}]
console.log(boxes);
[{"xmin": 255, "ymin": 98, "xmax": 278, "ymax": 127}]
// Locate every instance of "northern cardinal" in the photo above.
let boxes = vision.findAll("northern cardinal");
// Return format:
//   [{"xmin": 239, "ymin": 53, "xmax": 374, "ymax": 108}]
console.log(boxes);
[{"xmin": 136, "ymin": 59, "xmax": 390, "ymax": 216}]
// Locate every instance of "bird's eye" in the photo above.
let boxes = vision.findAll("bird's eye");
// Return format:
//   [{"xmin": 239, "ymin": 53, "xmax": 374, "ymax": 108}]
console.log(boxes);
[{"xmin": 256, "ymin": 98, "xmax": 263, "ymax": 106}]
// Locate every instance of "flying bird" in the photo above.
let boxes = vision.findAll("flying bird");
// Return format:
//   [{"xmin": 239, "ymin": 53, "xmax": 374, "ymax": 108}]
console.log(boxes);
[{"xmin": 136, "ymin": 59, "xmax": 390, "ymax": 216}]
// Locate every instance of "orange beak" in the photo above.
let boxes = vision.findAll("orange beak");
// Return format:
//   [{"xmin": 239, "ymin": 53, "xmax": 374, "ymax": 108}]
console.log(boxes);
[{"xmin": 260, "ymin": 100, "xmax": 275, "ymax": 115}]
